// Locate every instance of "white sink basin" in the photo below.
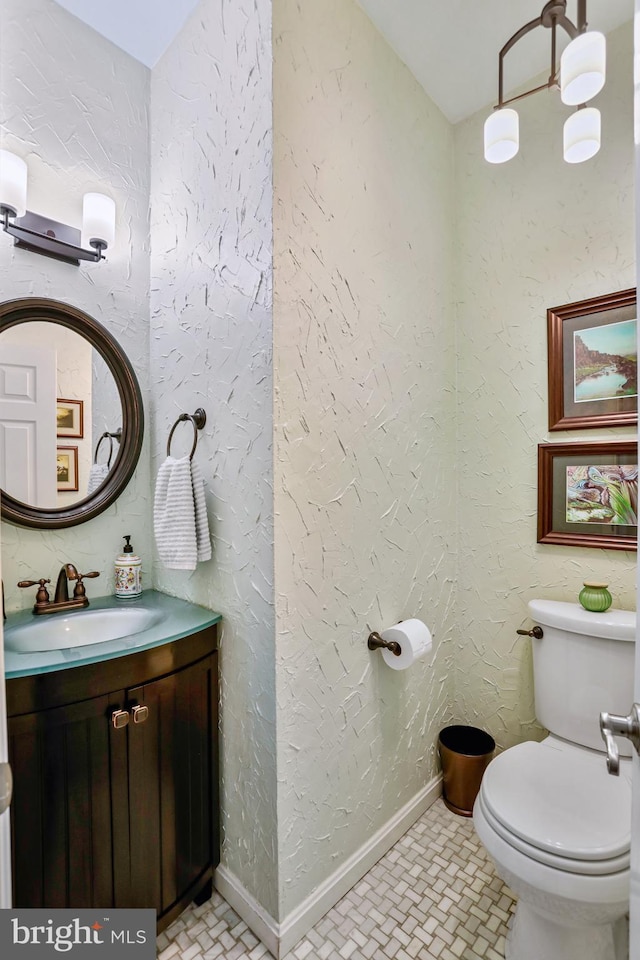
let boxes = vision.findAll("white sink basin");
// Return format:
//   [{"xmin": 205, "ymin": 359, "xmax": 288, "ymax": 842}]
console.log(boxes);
[{"xmin": 4, "ymin": 606, "xmax": 164, "ymax": 653}]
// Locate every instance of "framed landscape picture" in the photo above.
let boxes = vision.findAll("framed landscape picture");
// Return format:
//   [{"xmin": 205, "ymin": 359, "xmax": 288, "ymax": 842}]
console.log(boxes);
[
  {"xmin": 56, "ymin": 446, "xmax": 79, "ymax": 492},
  {"xmin": 538, "ymin": 440, "xmax": 637, "ymax": 551},
  {"xmin": 547, "ymin": 289, "xmax": 637, "ymax": 431},
  {"xmin": 56, "ymin": 398, "xmax": 84, "ymax": 438}
]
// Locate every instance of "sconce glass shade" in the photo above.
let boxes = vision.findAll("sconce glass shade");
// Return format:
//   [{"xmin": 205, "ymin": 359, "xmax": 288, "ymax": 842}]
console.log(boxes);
[
  {"xmin": 564, "ymin": 107, "xmax": 601, "ymax": 163},
  {"xmin": 0, "ymin": 149, "xmax": 28, "ymax": 217},
  {"xmin": 561, "ymin": 31, "xmax": 606, "ymax": 106},
  {"xmin": 82, "ymin": 192, "xmax": 115, "ymax": 250},
  {"xmin": 484, "ymin": 108, "xmax": 519, "ymax": 164}
]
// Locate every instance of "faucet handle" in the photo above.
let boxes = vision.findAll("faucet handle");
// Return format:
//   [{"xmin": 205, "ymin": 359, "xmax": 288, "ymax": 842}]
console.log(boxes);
[
  {"xmin": 71, "ymin": 570, "xmax": 100, "ymax": 599},
  {"xmin": 18, "ymin": 579, "xmax": 51, "ymax": 606},
  {"xmin": 65, "ymin": 566, "xmax": 99, "ymax": 581}
]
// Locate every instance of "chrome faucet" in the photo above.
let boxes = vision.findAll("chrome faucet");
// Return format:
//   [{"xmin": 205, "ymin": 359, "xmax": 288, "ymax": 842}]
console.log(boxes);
[{"xmin": 19, "ymin": 565, "xmax": 100, "ymax": 615}]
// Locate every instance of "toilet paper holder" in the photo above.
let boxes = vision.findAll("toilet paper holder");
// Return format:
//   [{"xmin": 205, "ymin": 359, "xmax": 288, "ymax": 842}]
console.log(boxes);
[{"xmin": 367, "ymin": 631, "xmax": 401, "ymax": 657}]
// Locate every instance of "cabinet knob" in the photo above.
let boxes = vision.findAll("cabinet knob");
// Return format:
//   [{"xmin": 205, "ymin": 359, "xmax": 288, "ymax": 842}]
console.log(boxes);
[
  {"xmin": 131, "ymin": 704, "xmax": 149, "ymax": 724},
  {"xmin": 111, "ymin": 709, "xmax": 130, "ymax": 730}
]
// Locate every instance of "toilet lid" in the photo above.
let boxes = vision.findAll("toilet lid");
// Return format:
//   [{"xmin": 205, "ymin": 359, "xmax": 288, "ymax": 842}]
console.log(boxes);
[{"xmin": 481, "ymin": 740, "xmax": 631, "ymax": 862}]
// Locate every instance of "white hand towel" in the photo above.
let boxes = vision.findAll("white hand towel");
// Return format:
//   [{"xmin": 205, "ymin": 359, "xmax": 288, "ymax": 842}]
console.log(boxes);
[
  {"xmin": 191, "ymin": 459, "xmax": 212, "ymax": 563},
  {"xmin": 154, "ymin": 456, "xmax": 212, "ymax": 571},
  {"xmin": 87, "ymin": 462, "xmax": 109, "ymax": 495}
]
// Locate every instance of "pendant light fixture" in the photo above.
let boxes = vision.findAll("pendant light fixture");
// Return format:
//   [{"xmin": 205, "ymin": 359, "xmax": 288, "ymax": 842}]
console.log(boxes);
[{"xmin": 484, "ymin": 1, "xmax": 605, "ymax": 165}]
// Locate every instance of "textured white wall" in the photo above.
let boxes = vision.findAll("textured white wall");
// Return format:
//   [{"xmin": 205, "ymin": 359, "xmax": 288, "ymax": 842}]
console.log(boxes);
[
  {"xmin": 273, "ymin": 0, "xmax": 457, "ymax": 916},
  {"xmin": 91, "ymin": 351, "xmax": 123, "ymax": 472},
  {"xmin": 50, "ymin": 331, "xmax": 92, "ymax": 508},
  {"xmin": 149, "ymin": 0, "xmax": 277, "ymax": 917},
  {"xmin": 0, "ymin": 0, "xmax": 151, "ymax": 611},
  {"xmin": 454, "ymin": 24, "xmax": 636, "ymax": 751}
]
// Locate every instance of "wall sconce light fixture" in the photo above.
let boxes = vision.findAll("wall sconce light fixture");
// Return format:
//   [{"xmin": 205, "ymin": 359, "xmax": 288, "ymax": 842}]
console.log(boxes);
[
  {"xmin": 0, "ymin": 149, "xmax": 116, "ymax": 265},
  {"xmin": 484, "ymin": 0, "xmax": 605, "ymax": 165}
]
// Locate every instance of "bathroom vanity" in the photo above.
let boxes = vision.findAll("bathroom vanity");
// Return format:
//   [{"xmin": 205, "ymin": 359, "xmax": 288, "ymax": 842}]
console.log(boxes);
[{"xmin": 4, "ymin": 591, "xmax": 221, "ymax": 932}]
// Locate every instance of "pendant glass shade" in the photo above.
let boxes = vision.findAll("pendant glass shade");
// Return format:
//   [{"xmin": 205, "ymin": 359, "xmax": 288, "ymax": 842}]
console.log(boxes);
[
  {"xmin": 563, "ymin": 107, "xmax": 601, "ymax": 163},
  {"xmin": 82, "ymin": 192, "xmax": 115, "ymax": 250},
  {"xmin": 484, "ymin": 108, "xmax": 519, "ymax": 164},
  {"xmin": 0, "ymin": 149, "xmax": 28, "ymax": 217},
  {"xmin": 560, "ymin": 31, "xmax": 606, "ymax": 105}
]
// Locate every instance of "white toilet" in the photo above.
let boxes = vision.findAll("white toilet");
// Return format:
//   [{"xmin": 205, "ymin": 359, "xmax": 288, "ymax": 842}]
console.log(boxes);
[{"xmin": 473, "ymin": 599, "xmax": 635, "ymax": 960}]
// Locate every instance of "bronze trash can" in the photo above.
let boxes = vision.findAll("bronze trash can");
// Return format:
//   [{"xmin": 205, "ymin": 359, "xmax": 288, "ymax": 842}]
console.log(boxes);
[{"xmin": 438, "ymin": 725, "xmax": 495, "ymax": 817}]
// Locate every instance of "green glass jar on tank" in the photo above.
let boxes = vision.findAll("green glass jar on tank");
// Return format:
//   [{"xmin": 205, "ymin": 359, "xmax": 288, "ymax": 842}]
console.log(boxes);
[{"xmin": 579, "ymin": 581, "xmax": 613, "ymax": 613}]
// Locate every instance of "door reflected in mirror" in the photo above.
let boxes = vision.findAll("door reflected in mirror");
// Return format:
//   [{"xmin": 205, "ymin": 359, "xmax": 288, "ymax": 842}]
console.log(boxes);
[{"xmin": 0, "ymin": 321, "xmax": 123, "ymax": 509}]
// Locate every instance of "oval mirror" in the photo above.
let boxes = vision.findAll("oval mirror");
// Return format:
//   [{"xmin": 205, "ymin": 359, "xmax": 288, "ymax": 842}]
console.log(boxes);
[{"xmin": 0, "ymin": 297, "xmax": 143, "ymax": 528}]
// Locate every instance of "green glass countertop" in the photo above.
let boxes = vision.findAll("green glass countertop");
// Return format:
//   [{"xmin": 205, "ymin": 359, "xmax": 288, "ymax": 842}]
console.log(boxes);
[{"xmin": 3, "ymin": 590, "xmax": 222, "ymax": 679}]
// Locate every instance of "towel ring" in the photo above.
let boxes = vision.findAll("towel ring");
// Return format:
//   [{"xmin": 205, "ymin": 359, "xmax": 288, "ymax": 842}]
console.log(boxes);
[
  {"xmin": 93, "ymin": 429, "xmax": 122, "ymax": 468},
  {"xmin": 167, "ymin": 408, "xmax": 207, "ymax": 461},
  {"xmin": 94, "ymin": 433, "xmax": 113, "ymax": 468}
]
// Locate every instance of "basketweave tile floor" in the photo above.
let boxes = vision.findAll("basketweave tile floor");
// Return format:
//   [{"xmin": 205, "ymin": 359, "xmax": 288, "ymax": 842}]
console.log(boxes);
[{"xmin": 157, "ymin": 799, "xmax": 516, "ymax": 960}]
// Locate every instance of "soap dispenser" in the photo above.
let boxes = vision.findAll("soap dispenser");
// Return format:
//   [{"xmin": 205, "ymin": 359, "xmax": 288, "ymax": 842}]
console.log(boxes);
[{"xmin": 115, "ymin": 535, "xmax": 142, "ymax": 599}]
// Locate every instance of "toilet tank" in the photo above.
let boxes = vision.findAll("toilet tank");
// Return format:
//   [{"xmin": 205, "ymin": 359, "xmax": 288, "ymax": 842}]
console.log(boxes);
[{"xmin": 528, "ymin": 599, "xmax": 636, "ymax": 754}]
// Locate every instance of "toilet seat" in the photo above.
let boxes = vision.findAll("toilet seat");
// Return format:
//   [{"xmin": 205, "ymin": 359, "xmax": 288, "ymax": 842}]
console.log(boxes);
[
  {"xmin": 479, "ymin": 738, "xmax": 631, "ymax": 874},
  {"xmin": 476, "ymin": 793, "xmax": 629, "ymax": 875}
]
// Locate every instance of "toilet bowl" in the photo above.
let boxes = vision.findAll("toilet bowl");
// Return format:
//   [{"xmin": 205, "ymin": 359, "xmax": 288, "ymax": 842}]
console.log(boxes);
[{"xmin": 472, "ymin": 600, "xmax": 635, "ymax": 960}]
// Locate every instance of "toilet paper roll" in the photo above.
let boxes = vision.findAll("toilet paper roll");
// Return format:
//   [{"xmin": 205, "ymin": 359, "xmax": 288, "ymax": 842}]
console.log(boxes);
[{"xmin": 380, "ymin": 618, "xmax": 433, "ymax": 670}]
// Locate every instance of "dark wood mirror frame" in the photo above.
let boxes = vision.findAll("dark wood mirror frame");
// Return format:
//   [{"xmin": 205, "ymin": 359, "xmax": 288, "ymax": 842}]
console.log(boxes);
[{"xmin": 0, "ymin": 297, "xmax": 144, "ymax": 529}]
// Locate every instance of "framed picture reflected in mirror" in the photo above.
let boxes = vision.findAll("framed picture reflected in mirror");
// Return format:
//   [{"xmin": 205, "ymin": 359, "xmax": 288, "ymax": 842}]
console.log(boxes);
[
  {"xmin": 56, "ymin": 398, "xmax": 84, "ymax": 439},
  {"xmin": 56, "ymin": 446, "xmax": 79, "ymax": 492}
]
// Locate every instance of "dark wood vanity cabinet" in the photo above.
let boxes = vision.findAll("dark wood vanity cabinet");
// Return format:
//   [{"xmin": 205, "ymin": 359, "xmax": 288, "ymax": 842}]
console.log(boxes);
[{"xmin": 7, "ymin": 626, "xmax": 218, "ymax": 932}]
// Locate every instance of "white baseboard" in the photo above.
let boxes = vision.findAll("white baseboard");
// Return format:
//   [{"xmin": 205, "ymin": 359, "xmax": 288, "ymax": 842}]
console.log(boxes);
[
  {"xmin": 215, "ymin": 864, "xmax": 280, "ymax": 957},
  {"xmin": 215, "ymin": 773, "xmax": 442, "ymax": 959}
]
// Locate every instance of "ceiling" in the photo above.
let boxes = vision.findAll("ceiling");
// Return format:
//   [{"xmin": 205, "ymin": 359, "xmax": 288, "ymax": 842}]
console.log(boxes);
[
  {"xmin": 53, "ymin": 0, "xmax": 634, "ymax": 121},
  {"xmin": 52, "ymin": 0, "xmax": 199, "ymax": 68}
]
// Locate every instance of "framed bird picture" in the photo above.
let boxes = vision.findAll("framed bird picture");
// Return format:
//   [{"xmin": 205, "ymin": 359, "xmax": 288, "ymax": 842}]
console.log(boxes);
[{"xmin": 538, "ymin": 440, "xmax": 637, "ymax": 551}]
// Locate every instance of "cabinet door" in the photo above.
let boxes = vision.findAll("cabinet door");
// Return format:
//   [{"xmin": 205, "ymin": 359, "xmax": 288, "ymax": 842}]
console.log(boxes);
[
  {"xmin": 9, "ymin": 693, "xmax": 123, "ymax": 909},
  {"xmin": 126, "ymin": 654, "xmax": 216, "ymax": 918}
]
